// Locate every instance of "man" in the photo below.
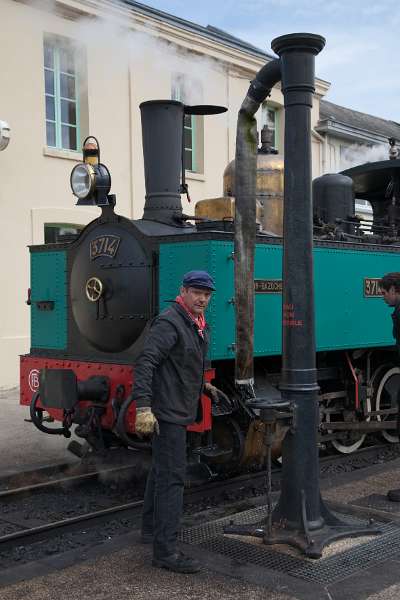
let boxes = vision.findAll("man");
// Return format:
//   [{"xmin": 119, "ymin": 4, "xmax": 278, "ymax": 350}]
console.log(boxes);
[
  {"xmin": 380, "ymin": 272, "xmax": 400, "ymax": 501},
  {"xmin": 132, "ymin": 270, "xmax": 219, "ymax": 573}
]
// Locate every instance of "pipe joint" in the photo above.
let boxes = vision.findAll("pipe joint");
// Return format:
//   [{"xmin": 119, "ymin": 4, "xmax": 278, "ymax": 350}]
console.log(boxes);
[
  {"xmin": 283, "ymin": 86, "xmax": 315, "ymax": 106},
  {"xmin": 280, "ymin": 368, "xmax": 319, "ymax": 391},
  {"xmin": 280, "ymin": 383, "xmax": 320, "ymax": 393},
  {"xmin": 271, "ymin": 33, "xmax": 325, "ymax": 57},
  {"xmin": 239, "ymin": 96, "xmax": 260, "ymax": 118},
  {"xmin": 284, "ymin": 94, "xmax": 313, "ymax": 108},
  {"xmin": 246, "ymin": 59, "xmax": 281, "ymax": 109}
]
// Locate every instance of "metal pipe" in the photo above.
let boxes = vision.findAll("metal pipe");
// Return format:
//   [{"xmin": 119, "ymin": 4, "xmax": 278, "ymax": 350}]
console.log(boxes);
[
  {"xmin": 115, "ymin": 394, "xmax": 152, "ymax": 451},
  {"xmin": 271, "ymin": 33, "xmax": 325, "ymax": 530},
  {"xmin": 234, "ymin": 59, "xmax": 281, "ymax": 390}
]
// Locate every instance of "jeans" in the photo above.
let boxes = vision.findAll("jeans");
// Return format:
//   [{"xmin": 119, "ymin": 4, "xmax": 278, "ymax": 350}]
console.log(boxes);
[{"xmin": 141, "ymin": 420, "xmax": 187, "ymax": 559}]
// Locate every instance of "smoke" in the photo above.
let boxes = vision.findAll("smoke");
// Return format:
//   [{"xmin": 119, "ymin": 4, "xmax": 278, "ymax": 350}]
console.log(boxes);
[
  {"xmin": 128, "ymin": 28, "xmax": 221, "ymax": 102},
  {"xmin": 96, "ymin": 452, "xmax": 151, "ymax": 487},
  {"xmin": 20, "ymin": 0, "xmax": 224, "ymax": 106},
  {"xmin": 339, "ymin": 143, "xmax": 388, "ymax": 171}
]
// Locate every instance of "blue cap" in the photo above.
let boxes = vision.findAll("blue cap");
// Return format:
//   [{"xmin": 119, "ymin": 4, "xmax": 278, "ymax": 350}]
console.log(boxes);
[{"xmin": 182, "ymin": 270, "xmax": 216, "ymax": 291}]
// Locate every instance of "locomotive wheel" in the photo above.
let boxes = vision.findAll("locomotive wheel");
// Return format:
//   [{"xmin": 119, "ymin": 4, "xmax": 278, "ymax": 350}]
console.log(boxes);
[
  {"xmin": 208, "ymin": 417, "xmax": 244, "ymax": 471},
  {"xmin": 374, "ymin": 366, "xmax": 400, "ymax": 443},
  {"xmin": 325, "ymin": 396, "xmax": 371, "ymax": 454}
]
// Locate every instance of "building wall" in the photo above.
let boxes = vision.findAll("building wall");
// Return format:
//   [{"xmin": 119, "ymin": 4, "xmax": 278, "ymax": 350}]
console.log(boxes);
[
  {"xmin": 0, "ymin": 0, "xmax": 327, "ymax": 387},
  {"xmin": 322, "ymin": 135, "xmax": 376, "ymax": 219}
]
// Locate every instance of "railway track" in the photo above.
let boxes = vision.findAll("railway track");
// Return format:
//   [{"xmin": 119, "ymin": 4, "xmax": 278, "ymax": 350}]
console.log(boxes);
[
  {"xmin": 0, "ymin": 462, "xmax": 145, "ymax": 500},
  {"xmin": 0, "ymin": 468, "xmax": 260, "ymax": 553},
  {"xmin": 0, "ymin": 442, "xmax": 397, "ymax": 557}
]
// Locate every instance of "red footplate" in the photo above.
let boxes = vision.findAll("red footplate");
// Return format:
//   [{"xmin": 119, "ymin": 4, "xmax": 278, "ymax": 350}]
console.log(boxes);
[{"xmin": 20, "ymin": 355, "xmax": 213, "ymax": 432}]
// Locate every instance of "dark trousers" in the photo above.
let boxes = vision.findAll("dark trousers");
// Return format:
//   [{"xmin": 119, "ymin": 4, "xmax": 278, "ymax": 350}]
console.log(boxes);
[
  {"xmin": 141, "ymin": 420, "xmax": 187, "ymax": 559},
  {"xmin": 397, "ymin": 386, "xmax": 400, "ymax": 435}
]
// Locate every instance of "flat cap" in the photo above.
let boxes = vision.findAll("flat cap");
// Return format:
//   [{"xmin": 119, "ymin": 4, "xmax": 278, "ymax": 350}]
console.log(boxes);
[{"xmin": 182, "ymin": 270, "xmax": 216, "ymax": 290}]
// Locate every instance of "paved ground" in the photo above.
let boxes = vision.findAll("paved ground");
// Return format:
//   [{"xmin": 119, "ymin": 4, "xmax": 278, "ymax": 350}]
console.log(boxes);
[
  {"xmin": 322, "ymin": 462, "xmax": 400, "ymax": 505},
  {"xmin": 0, "ymin": 545, "xmax": 295, "ymax": 600},
  {"xmin": 3, "ymin": 386, "xmax": 400, "ymax": 599}
]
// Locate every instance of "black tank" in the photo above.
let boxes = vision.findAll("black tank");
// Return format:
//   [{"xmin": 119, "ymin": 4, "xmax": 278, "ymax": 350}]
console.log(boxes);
[{"xmin": 313, "ymin": 173, "xmax": 355, "ymax": 232}]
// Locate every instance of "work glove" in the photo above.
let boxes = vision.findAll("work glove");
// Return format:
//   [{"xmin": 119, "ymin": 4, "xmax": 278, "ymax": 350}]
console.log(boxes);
[
  {"xmin": 203, "ymin": 382, "xmax": 230, "ymax": 407},
  {"xmin": 135, "ymin": 407, "xmax": 159, "ymax": 436}
]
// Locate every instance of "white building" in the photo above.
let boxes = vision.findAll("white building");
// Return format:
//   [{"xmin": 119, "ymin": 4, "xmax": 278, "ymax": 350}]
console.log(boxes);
[
  {"xmin": 316, "ymin": 99, "xmax": 400, "ymax": 218},
  {"xmin": 1, "ymin": 0, "xmax": 333, "ymax": 387}
]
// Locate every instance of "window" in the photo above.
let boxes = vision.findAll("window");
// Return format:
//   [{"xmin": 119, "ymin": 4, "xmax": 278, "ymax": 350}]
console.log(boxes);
[
  {"xmin": 171, "ymin": 74, "xmax": 203, "ymax": 173},
  {"xmin": 355, "ymin": 199, "xmax": 373, "ymax": 215},
  {"xmin": 44, "ymin": 36, "xmax": 81, "ymax": 151},
  {"xmin": 44, "ymin": 223, "xmax": 83, "ymax": 244},
  {"xmin": 183, "ymin": 113, "xmax": 196, "ymax": 172},
  {"xmin": 261, "ymin": 103, "xmax": 278, "ymax": 148}
]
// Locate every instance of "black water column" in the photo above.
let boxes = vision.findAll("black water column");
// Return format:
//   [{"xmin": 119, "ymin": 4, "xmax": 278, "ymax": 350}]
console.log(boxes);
[{"xmin": 271, "ymin": 34, "xmax": 325, "ymax": 529}]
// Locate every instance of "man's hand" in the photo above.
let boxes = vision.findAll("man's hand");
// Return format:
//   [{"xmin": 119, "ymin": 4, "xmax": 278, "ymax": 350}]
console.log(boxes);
[
  {"xmin": 203, "ymin": 382, "xmax": 230, "ymax": 406},
  {"xmin": 135, "ymin": 407, "xmax": 159, "ymax": 436}
]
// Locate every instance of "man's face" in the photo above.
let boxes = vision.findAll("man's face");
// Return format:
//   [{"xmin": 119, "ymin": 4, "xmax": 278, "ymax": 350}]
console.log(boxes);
[
  {"xmin": 382, "ymin": 285, "xmax": 398, "ymax": 306},
  {"xmin": 180, "ymin": 286, "xmax": 212, "ymax": 316}
]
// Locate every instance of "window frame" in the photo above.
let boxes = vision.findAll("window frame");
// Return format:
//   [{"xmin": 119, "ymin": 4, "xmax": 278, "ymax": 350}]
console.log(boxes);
[
  {"xmin": 44, "ymin": 36, "xmax": 81, "ymax": 152},
  {"xmin": 44, "ymin": 222, "xmax": 84, "ymax": 244},
  {"xmin": 184, "ymin": 112, "xmax": 196, "ymax": 173},
  {"xmin": 171, "ymin": 75, "xmax": 197, "ymax": 173},
  {"xmin": 261, "ymin": 103, "xmax": 279, "ymax": 149}
]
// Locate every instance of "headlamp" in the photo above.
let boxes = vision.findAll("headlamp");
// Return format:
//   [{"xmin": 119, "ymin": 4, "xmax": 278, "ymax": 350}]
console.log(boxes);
[
  {"xmin": 0, "ymin": 120, "xmax": 11, "ymax": 151},
  {"xmin": 70, "ymin": 163, "xmax": 96, "ymax": 199},
  {"xmin": 70, "ymin": 136, "xmax": 112, "ymax": 206}
]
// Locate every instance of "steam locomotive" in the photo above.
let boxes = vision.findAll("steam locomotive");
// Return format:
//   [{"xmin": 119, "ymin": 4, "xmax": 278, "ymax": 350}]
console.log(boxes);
[{"xmin": 20, "ymin": 92, "xmax": 400, "ymax": 478}]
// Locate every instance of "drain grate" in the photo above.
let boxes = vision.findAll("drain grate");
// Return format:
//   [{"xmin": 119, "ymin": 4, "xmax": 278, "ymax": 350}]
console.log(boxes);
[
  {"xmin": 180, "ymin": 505, "xmax": 269, "ymax": 545},
  {"xmin": 290, "ymin": 523, "xmax": 397, "ymax": 584},
  {"xmin": 352, "ymin": 494, "xmax": 400, "ymax": 514},
  {"xmin": 199, "ymin": 535, "xmax": 304, "ymax": 570},
  {"xmin": 181, "ymin": 504, "xmax": 400, "ymax": 584},
  {"xmin": 180, "ymin": 504, "xmax": 367, "ymax": 545}
]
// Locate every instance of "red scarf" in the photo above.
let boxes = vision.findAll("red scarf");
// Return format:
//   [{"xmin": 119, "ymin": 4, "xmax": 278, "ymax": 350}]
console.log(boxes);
[{"xmin": 176, "ymin": 295, "xmax": 206, "ymax": 338}]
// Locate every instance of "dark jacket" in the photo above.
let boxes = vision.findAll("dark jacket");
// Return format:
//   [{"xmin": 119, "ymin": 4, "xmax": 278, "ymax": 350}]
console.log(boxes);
[
  {"xmin": 132, "ymin": 303, "xmax": 210, "ymax": 425},
  {"xmin": 392, "ymin": 302, "xmax": 400, "ymax": 357}
]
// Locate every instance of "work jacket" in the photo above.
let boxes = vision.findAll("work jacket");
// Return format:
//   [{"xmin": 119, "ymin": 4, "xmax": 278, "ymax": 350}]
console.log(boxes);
[
  {"xmin": 132, "ymin": 302, "xmax": 209, "ymax": 425},
  {"xmin": 392, "ymin": 301, "xmax": 400, "ymax": 358}
]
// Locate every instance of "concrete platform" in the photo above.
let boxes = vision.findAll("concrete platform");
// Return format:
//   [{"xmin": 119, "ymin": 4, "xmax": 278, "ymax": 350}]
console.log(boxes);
[
  {"xmin": 0, "ymin": 541, "xmax": 295, "ymax": 600},
  {"xmin": 0, "ymin": 387, "xmax": 80, "ymax": 476}
]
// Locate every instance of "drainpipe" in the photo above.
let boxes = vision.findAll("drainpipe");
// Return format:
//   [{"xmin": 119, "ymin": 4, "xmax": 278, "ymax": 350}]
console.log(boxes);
[{"xmin": 312, "ymin": 128, "xmax": 327, "ymax": 174}]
